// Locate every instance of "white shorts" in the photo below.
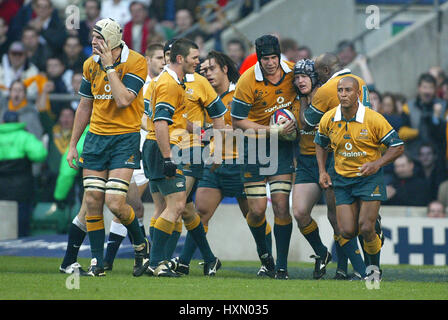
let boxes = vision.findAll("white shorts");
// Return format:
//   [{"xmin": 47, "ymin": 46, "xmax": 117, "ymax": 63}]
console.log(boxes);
[{"xmin": 131, "ymin": 128, "xmax": 150, "ymax": 186}]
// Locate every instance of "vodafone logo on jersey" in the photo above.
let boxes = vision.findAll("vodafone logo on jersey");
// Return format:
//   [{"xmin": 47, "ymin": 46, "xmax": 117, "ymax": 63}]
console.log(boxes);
[{"xmin": 94, "ymin": 84, "xmax": 114, "ymax": 99}]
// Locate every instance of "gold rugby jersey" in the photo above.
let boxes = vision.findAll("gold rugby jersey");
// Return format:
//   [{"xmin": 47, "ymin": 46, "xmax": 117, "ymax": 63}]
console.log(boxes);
[
  {"xmin": 291, "ymin": 97, "xmax": 316, "ymax": 155},
  {"xmin": 206, "ymin": 83, "xmax": 238, "ymax": 160},
  {"xmin": 180, "ymin": 73, "xmax": 227, "ymax": 149},
  {"xmin": 231, "ymin": 60, "xmax": 296, "ymax": 126},
  {"xmin": 304, "ymin": 69, "xmax": 370, "ymax": 127},
  {"xmin": 79, "ymin": 44, "xmax": 147, "ymax": 135},
  {"xmin": 315, "ymin": 102, "xmax": 403, "ymax": 178},
  {"xmin": 146, "ymin": 66, "xmax": 187, "ymax": 145}
]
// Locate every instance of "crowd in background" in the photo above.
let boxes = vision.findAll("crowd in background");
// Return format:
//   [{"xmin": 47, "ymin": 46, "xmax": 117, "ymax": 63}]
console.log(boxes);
[{"xmin": 0, "ymin": 0, "xmax": 446, "ymax": 236}]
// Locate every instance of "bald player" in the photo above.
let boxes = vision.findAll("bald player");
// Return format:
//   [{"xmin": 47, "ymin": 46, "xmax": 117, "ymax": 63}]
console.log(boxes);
[
  {"xmin": 297, "ymin": 52, "xmax": 376, "ymax": 278},
  {"xmin": 67, "ymin": 18, "xmax": 150, "ymax": 277},
  {"xmin": 315, "ymin": 77, "xmax": 404, "ymax": 279}
]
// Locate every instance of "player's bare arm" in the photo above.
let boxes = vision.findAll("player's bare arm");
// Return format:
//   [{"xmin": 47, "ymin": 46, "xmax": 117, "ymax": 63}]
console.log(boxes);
[
  {"xmin": 94, "ymin": 39, "xmax": 136, "ymax": 108},
  {"xmin": 315, "ymin": 143, "xmax": 332, "ymax": 189},
  {"xmin": 67, "ymin": 97, "xmax": 93, "ymax": 169},
  {"xmin": 360, "ymin": 144, "xmax": 404, "ymax": 176},
  {"xmin": 154, "ymin": 120, "xmax": 172, "ymax": 158}
]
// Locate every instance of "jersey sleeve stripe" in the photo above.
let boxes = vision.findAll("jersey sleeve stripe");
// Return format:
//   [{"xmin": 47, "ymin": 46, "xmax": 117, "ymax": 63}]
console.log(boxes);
[
  {"xmin": 124, "ymin": 73, "xmax": 145, "ymax": 85},
  {"xmin": 233, "ymin": 97, "xmax": 252, "ymax": 107},
  {"xmin": 207, "ymin": 98, "xmax": 228, "ymax": 119},
  {"xmin": 379, "ymin": 129, "xmax": 394, "ymax": 143},
  {"xmin": 78, "ymin": 92, "xmax": 94, "ymax": 99},
  {"xmin": 155, "ymin": 102, "xmax": 175, "ymax": 113}
]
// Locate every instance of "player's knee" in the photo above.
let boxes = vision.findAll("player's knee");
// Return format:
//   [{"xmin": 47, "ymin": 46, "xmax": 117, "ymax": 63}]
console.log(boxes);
[
  {"xmin": 84, "ymin": 191, "xmax": 103, "ymax": 212},
  {"xmin": 339, "ymin": 225, "xmax": 357, "ymax": 240},
  {"xmin": 359, "ymin": 220, "xmax": 375, "ymax": 238},
  {"xmin": 130, "ymin": 199, "xmax": 144, "ymax": 218},
  {"xmin": 293, "ymin": 211, "xmax": 312, "ymax": 229},
  {"xmin": 105, "ymin": 195, "xmax": 126, "ymax": 216}
]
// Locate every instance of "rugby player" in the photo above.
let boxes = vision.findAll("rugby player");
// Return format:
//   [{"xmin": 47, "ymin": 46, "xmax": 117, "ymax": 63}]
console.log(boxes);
[
  {"xmin": 67, "ymin": 18, "xmax": 150, "ymax": 277},
  {"xmin": 315, "ymin": 77, "xmax": 404, "ymax": 279},
  {"xmin": 231, "ymin": 35, "xmax": 296, "ymax": 279},
  {"xmin": 103, "ymin": 43, "xmax": 165, "ymax": 270},
  {"xmin": 142, "ymin": 38, "xmax": 222, "ymax": 277}
]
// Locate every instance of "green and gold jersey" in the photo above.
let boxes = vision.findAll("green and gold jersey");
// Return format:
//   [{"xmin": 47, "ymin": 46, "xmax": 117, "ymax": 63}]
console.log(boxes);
[
  {"xmin": 180, "ymin": 73, "xmax": 227, "ymax": 149},
  {"xmin": 231, "ymin": 60, "xmax": 296, "ymax": 126},
  {"xmin": 148, "ymin": 66, "xmax": 186, "ymax": 145},
  {"xmin": 291, "ymin": 97, "xmax": 317, "ymax": 155},
  {"xmin": 304, "ymin": 69, "xmax": 370, "ymax": 127},
  {"xmin": 143, "ymin": 79, "xmax": 156, "ymax": 140},
  {"xmin": 206, "ymin": 83, "xmax": 238, "ymax": 160},
  {"xmin": 79, "ymin": 44, "xmax": 147, "ymax": 135},
  {"xmin": 315, "ymin": 103, "xmax": 403, "ymax": 178}
]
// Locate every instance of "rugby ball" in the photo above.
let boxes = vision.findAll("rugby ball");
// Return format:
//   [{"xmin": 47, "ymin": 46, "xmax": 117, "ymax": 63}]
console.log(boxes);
[{"xmin": 270, "ymin": 109, "xmax": 298, "ymax": 141}]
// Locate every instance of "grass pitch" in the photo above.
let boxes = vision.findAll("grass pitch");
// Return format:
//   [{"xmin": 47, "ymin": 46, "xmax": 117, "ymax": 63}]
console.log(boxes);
[{"xmin": 0, "ymin": 256, "xmax": 447, "ymax": 300}]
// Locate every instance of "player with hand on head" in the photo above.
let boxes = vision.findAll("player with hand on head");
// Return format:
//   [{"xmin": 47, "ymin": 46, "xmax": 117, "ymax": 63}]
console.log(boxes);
[
  {"xmin": 67, "ymin": 18, "xmax": 149, "ymax": 277},
  {"xmin": 103, "ymin": 43, "xmax": 166, "ymax": 271},
  {"xmin": 315, "ymin": 77, "xmax": 404, "ymax": 280},
  {"xmin": 231, "ymin": 35, "xmax": 297, "ymax": 279}
]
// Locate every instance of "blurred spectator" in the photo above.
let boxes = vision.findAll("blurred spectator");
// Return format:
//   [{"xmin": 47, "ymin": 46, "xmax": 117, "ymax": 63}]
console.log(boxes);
[
  {"xmin": 175, "ymin": 9, "xmax": 194, "ymax": 37},
  {"xmin": 427, "ymin": 200, "xmax": 446, "ymax": 218},
  {"xmin": 39, "ymin": 106, "xmax": 74, "ymax": 202},
  {"xmin": 78, "ymin": 0, "xmax": 101, "ymax": 54},
  {"xmin": 337, "ymin": 39, "xmax": 375, "ymax": 90},
  {"xmin": 441, "ymin": 78, "xmax": 448, "ymax": 102},
  {"xmin": 61, "ymin": 36, "xmax": 87, "ymax": 73},
  {"xmin": 44, "ymin": 56, "xmax": 72, "ymax": 116},
  {"xmin": 385, "ymin": 153, "xmax": 432, "ymax": 207},
  {"xmin": 0, "ymin": 80, "xmax": 43, "ymax": 139},
  {"xmin": 399, "ymin": 73, "xmax": 447, "ymax": 160},
  {"xmin": 428, "ymin": 66, "xmax": 446, "ymax": 99},
  {"xmin": 0, "ymin": 0, "xmax": 21, "ymax": 26},
  {"xmin": 394, "ymin": 93, "xmax": 407, "ymax": 114},
  {"xmin": 0, "ymin": 17, "xmax": 11, "ymax": 58},
  {"xmin": 100, "ymin": 0, "xmax": 131, "ymax": 27},
  {"xmin": 0, "ymin": 41, "xmax": 39, "ymax": 97},
  {"xmin": 280, "ymin": 38, "xmax": 299, "ymax": 63},
  {"xmin": 240, "ymin": 0, "xmax": 272, "ymax": 18},
  {"xmin": 337, "ymin": 40, "xmax": 357, "ymax": 67},
  {"xmin": 123, "ymin": 1, "xmax": 153, "ymax": 55},
  {"xmin": 192, "ymin": 31, "xmax": 207, "ymax": 60},
  {"xmin": 239, "ymin": 50, "xmax": 257, "ymax": 75},
  {"xmin": 297, "ymin": 45, "xmax": 312, "ymax": 60},
  {"xmin": 226, "ymin": 38, "xmax": 246, "ymax": 70},
  {"xmin": 368, "ymin": 88, "xmax": 382, "ymax": 113},
  {"xmin": 0, "ymin": 110, "xmax": 48, "ymax": 237},
  {"xmin": 21, "ymin": 26, "xmax": 53, "ymax": 72},
  {"xmin": 148, "ymin": 0, "xmax": 201, "ymax": 29},
  {"xmin": 69, "ymin": 72, "xmax": 82, "ymax": 110},
  {"xmin": 9, "ymin": 0, "xmax": 67, "ymax": 55},
  {"xmin": 381, "ymin": 92, "xmax": 403, "ymax": 132},
  {"xmin": 417, "ymin": 143, "xmax": 447, "ymax": 201}
]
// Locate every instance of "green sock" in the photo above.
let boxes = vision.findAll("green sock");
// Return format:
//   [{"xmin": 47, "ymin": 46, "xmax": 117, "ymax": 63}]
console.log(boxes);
[
  {"xmin": 124, "ymin": 216, "xmax": 145, "ymax": 247},
  {"xmin": 274, "ymin": 222, "xmax": 292, "ymax": 270},
  {"xmin": 179, "ymin": 232, "xmax": 198, "ymax": 264},
  {"xmin": 87, "ymin": 229, "xmax": 105, "ymax": 268},
  {"xmin": 266, "ymin": 230, "xmax": 272, "ymax": 255},
  {"xmin": 341, "ymin": 238, "xmax": 366, "ymax": 277},
  {"xmin": 150, "ymin": 227, "xmax": 172, "ymax": 268},
  {"xmin": 165, "ymin": 230, "xmax": 181, "ymax": 260},
  {"xmin": 248, "ymin": 220, "xmax": 268, "ymax": 257},
  {"xmin": 358, "ymin": 235, "xmax": 370, "ymax": 265},
  {"xmin": 334, "ymin": 241, "xmax": 348, "ymax": 273},
  {"xmin": 187, "ymin": 222, "xmax": 215, "ymax": 263},
  {"xmin": 303, "ymin": 228, "xmax": 327, "ymax": 258}
]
